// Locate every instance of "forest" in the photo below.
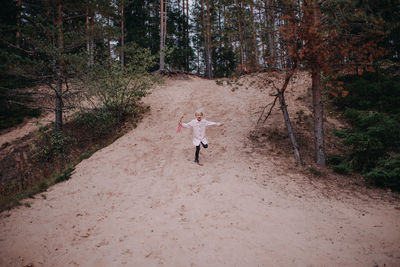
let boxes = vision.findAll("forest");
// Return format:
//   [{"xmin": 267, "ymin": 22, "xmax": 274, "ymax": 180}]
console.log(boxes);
[
  {"xmin": 1, "ymin": 1, "xmax": 400, "ymax": 265},
  {"xmin": 0, "ymin": 0, "xmax": 399, "ymax": 208}
]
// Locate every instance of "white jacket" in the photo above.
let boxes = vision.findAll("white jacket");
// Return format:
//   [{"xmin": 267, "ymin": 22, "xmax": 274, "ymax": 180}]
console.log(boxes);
[{"xmin": 182, "ymin": 119, "xmax": 221, "ymax": 146}]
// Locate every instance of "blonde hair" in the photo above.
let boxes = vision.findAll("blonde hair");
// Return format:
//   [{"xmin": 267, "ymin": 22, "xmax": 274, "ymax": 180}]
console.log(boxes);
[{"xmin": 195, "ymin": 108, "xmax": 204, "ymax": 116}]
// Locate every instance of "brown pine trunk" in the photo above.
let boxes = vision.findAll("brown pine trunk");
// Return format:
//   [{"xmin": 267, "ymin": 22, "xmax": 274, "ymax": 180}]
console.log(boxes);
[
  {"xmin": 16, "ymin": 0, "xmax": 22, "ymax": 48},
  {"xmin": 160, "ymin": 0, "xmax": 164, "ymax": 70},
  {"xmin": 107, "ymin": 14, "xmax": 111, "ymax": 61},
  {"xmin": 310, "ymin": 2, "xmax": 326, "ymax": 166},
  {"xmin": 258, "ymin": 4, "xmax": 267, "ymax": 68},
  {"xmin": 86, "ymin": 7, "xmax": 90, "ymax": 63},
  {"xmin": 55, "ymin": 0, "xmax": 64, "ymax": 132},
  {"xmin": 164, "ymin": 0, "xmax": 167, "ymax": 46},
  {"xmin": 186, "ymin": 0, "xmax": 189, "ymax": 71},
  {"xmin": 206, "ymin": 0, "xmax": 212, "ymax": 78},
  {"xmin": 249, "ymin": 0, "xmax": 258, "ymax": 71},
  {"xmin": 121, "ymin": 0, "xmax": 125, "ymax": 69},
  {"xmin": 89, "ymin": 10, "xmax": 95, "ymax": 66},
  {"xmin": 200, "ymin": 0, "xmax": 211, "ymax": 78},
  {"xmin": 159, "ymin": 0, "xmax": 167, "ymax": 71},
  {"xmin": 311, "ymin": 65, "xmax": 326, "ymax": 166},
  {"xmin": 237, "ymin": 0, "xmax": 244, "ymax": 73},
  {"xmin": 265, "ymin": 0, "xmax": 275, "ymax": 69}
]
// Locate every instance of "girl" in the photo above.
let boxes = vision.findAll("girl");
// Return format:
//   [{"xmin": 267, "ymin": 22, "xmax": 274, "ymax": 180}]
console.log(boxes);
[{"xmin": 179, "ymin": 109, "xmax": 224, "ymax": 165}]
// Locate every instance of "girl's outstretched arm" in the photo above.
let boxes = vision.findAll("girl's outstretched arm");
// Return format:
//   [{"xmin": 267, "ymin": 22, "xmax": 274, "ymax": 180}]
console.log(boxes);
[
  {"xmin": 205, "ymin": 120, "xmax": 223, "ymax": 127},
  {"xmin": 180, "ymin": 117, "xmax": 193, "ymax": 128}
]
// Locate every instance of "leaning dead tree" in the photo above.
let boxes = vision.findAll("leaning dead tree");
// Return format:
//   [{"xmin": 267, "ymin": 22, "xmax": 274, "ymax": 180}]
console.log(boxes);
[{"xmin": 258, "ymin": 68, "xmax": 303, "ymax": 165}]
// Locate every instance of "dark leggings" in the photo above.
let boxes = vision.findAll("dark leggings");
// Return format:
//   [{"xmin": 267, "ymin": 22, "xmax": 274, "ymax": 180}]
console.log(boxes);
[{"xmin": 195, "ymin": 142, "xmax": 208, "ymax": 162}]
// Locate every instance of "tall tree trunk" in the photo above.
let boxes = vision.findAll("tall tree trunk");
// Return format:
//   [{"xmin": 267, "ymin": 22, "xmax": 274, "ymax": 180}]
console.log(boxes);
[
  {"xmin": 200, "ymin": 0, "xmax": 210, "ymax": 78},
  {"xmin": 55, "ymin": 0, "xmax": 64, "ymax": 132},
  {"xmin": 265, "ymin": 0, "xmax": 276, "ymax": 69},
  {"xmin": 206, "ymin": 0, "xmax": 212, "ymax": 78},
  {"xmin": 311, "ymin": 64, "xmax": 326, "ymax": 166},
  {"xmin": 249, "ymin": 0, "xmax": 259, "ymax": 71},
  {"xmin": 160, "ymin": 0, "xmax": 164, "ymax": 70},
  {"xmin": 310, "ymin": 2, "xmax": 326, "ymax": 166},
  {"xmin": 186, "ymin": 0, "xmax": 189, "ymax": 71},
  {"xmin": 164, "ymin": 0, "xmax": 167, "ymax": 47},
  {"xmin": 159, "ymin": 0, "xmax": 167, "ymax": 71},
  {"xmin": 258, "ymin": 5, "xmax": 267, "ymax": 68},
  {"xmin": 16, "ymin": 0, "xmax": 22, "ymax": 48},
  {"xmin": 86, "ymin": 7, "xmax": 90, "ymax": 64},
  {"xmin": 237, "ymin": 0, "xmax": 244, "ymax": 73},
  {"xmin": 121, "ymin": 0, "xmax": 125, "ymax": 70},
  {"xmin": 107, "ymin": 14, "xmax": 111, "ymax": 62},
  {"xmin": 89, "ymin": 10, "xmax": 95, "ymax": 66}
]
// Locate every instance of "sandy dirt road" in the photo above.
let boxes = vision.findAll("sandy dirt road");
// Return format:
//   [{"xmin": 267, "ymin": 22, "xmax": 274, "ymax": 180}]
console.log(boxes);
[{"xmin": 1, "ymin": 75, "xmax": 399, "ymax": 267}]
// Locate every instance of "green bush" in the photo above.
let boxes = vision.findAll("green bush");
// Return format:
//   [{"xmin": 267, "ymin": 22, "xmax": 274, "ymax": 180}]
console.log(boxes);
[
  {"xmin": 334, "ymin": 109, "xmax": 400, "ymax": 172},
  {"xmin": 327, "ymin": 155, "xmax": 351, "ymax": 174},
  {"xmin": 364, "ymin": 155, "xmax": 400, "ymax": 191},
  {"xmin": 75, "ymin": 108, "xmax": 117, "ymax": 137},
  {"xmin": 33, "ymin": 130, "xmax": 75, "ymax": 162},
  {"xmin": 82, "ymin": 43, "xmax": 158, "ymax": 121}
]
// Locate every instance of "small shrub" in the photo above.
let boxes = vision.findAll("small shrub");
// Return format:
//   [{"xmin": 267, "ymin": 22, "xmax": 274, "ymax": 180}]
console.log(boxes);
[
  {"xmin": 364, "ymin": 155, "xmax": 400, "ymax": 191},
  {"xmin": 215, "ymin": 80, "xmax": 224, "ymax": 86},
  {"xmin": 78, "ymin": 148, "xmax": 99, "ymax": 161},
  {"xmin": 39, "ymin": 181, "xmax": 48, "ymax": 191},
  {"xmin": 332, "ymin": 163, "xmax": 351, "ymax": 175},
  {"xmin": 309, "ymin": 167, "xmax": 322, "ymax": 177},
  {"xmin": 75, "ymin": 108, "xmax": 117, "ymax": 137},
  {"xmin": 327, "ymin": 155, "xmax": 344, "ymax": 165},
  {"xmin": 33, "ymin": 131, "xmax": 75, "ymax": 162},
  {"xmin": 55, "ymin": 167, "xmax": 74, "ymax": 183}
]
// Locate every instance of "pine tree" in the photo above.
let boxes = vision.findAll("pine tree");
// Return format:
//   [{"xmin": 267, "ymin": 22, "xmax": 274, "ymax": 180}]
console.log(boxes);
[{"xmin": 279, "ymin": 0, "xmax": 386, "ymax": 166}]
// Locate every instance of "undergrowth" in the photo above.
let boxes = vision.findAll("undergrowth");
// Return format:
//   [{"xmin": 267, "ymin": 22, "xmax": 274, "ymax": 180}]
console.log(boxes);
[
  {"xmin": 329, "ymin": 70, "xmax": 400, "ymax": 192},
  {"xmin": 0, "ymin": 104, "xmax": 149, "ymax": 212}
]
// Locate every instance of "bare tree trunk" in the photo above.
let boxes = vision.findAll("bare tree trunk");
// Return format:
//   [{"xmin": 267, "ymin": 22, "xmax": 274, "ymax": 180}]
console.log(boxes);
[
  {"xmin": 237, "ymin": 0, "xmax": 244, "ymax": 73},
  {"xmin": 164, "ymin": 0, "xmax": 167, "ymax": 47},
  {"xmin": 121, "ymin": 0, "xmax": 125, "ymax": 70},
  {"xmin": 55, "ymin": 0, "xmax": 64, "ymax": 132},
  {"xmin": 311, "ymin": 64, "xmax": 326, "ymax": 166},
  {"xmin": 89, "ymin": 10, "xmax": 95, "ymax": 66},
  {"xmin": 265, "ymin": 0, "xmax": 276, "ymax": 69},
  {"xmin": 309, "ymin": 3, "xmax": 326, "ymax": 166},
  {"xmin": 200, "ymin": 0, "xmax": 211, "ymax": 78},
  {"xmin": 16, "ymin": 0, "xmax": 22, "ymax": 48},
  {"xmin": 186, "ymin": 0, "xmax": 189, "ymax": 71},
  {"xmin": 249, "ymin": 0, "xmax": 259, "ymax": 71},
  {"xmin": 160, "ymin": 0, "xmax": 164, "ymax": 70},
  {"xmin": 258, "ymin": 5, "xmax": 267, "ymax": 68},
  {"xmin": 278, "ymin": 91, "xmax": 302, "ymax": 165},
  {"xmin": 86, "ymin": 7, "xmax": 90, "ymax": 64},
  {"xmin": 107, "ymin": 14, "xmax": 111, "ymax": 61},
  {"xmin": 206, "ymin": 0, "xmax": 212, "ymax": 78},
  {"xmin": 159, "ymin": 0, "xmax": 167, "ymax": 71}
]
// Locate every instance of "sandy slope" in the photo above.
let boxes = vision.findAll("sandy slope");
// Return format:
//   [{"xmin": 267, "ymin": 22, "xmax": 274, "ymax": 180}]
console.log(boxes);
[{"xmin": 0, "ymin": 74, "xmax": 399, "ymax": 267}]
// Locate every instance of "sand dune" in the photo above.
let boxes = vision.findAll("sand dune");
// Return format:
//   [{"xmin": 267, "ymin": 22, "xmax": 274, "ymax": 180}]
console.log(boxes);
[{"xmin": 0, "ymin": 74, "xmax": 399, "ymax": 267}]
